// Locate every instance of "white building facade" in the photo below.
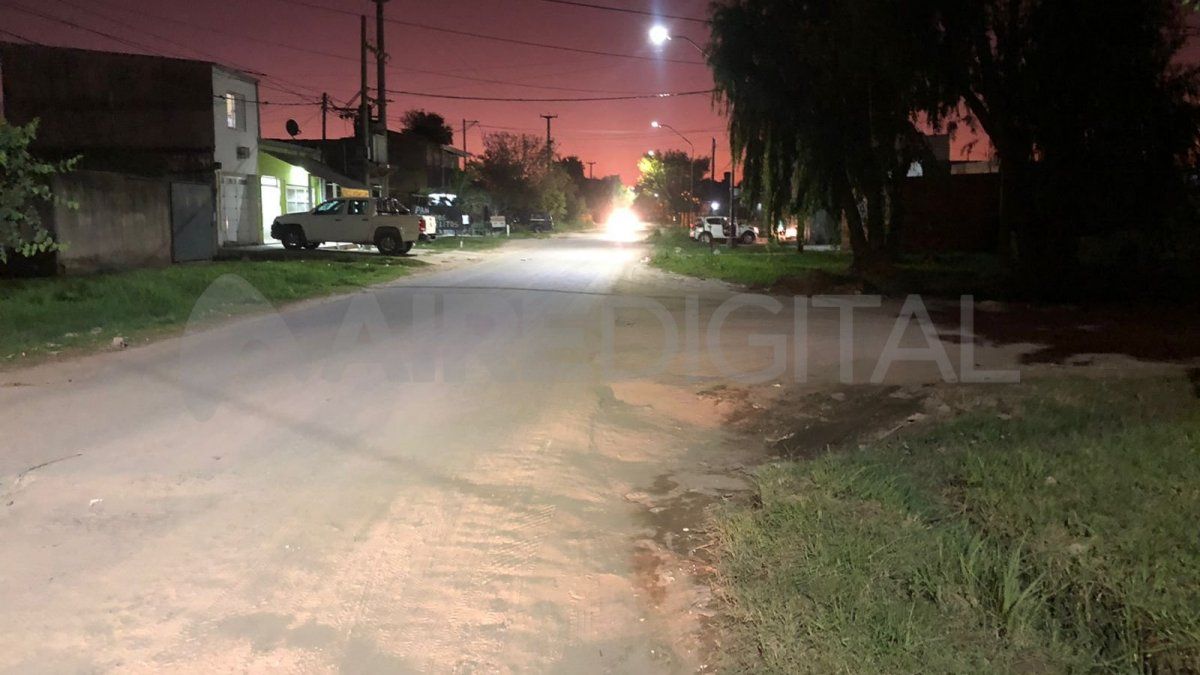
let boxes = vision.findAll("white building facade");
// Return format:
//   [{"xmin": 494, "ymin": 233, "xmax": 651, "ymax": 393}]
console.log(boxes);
[{"xmin": 212, "ymin": 67, "xmax": 262, "ymax": 246}]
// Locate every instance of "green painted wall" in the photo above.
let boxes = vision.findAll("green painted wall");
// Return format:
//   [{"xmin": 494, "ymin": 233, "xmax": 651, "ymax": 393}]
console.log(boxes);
[{"xmin": 257, "ymin": 151, "xmax": 323, "ymax": 216}]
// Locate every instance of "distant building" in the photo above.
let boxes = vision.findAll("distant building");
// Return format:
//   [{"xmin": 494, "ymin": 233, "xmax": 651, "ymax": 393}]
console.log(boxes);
[{"xmin": 286, "ymin": 131, "xmax": 469, "ymax": 201}]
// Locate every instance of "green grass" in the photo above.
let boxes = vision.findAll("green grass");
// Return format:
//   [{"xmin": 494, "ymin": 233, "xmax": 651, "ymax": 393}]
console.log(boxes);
[
  {"xmin": 714, "ymin": 375, "xmax": 1200, "ymax": 673},
  {"xmin": 0, "ymin": 257, "xmax": 424, "ymax": 365},
  {"xmin": 649, "ymin": 228, "xmax": 1010, "ymax": 296},
  {"xmin": 651, "ymin": 229, "xmax": 853, "ymax": 288}
]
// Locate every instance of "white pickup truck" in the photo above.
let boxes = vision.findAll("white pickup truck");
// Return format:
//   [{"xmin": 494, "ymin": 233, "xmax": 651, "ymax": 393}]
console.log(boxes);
[{"xmin": 270, "ymin": 198, "xmax": 424, "ymax": 255}]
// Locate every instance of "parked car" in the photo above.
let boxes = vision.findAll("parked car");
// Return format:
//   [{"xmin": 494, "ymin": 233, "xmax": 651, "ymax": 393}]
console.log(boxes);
[
  {"xmin": 690, "ymin": 216, "xmax": 759, "ymax": 245},
  {"xmin": 270, "ymin": 198, "xmax": 423, "ymax": 255},
  {"xmin": 528, "ymin": 212, "xmax": 554, "ymax": 232}
]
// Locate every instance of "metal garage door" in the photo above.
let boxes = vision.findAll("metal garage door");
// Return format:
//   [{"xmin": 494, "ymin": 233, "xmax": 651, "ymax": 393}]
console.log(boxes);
[{"xmin": 171, "ymin": 182, "xmax": 216, "ymax": 262}]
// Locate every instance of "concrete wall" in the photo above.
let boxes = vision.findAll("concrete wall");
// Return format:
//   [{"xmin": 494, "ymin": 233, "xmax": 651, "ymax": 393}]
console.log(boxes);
[
  {"xmin": 51, "ymin": 171, "xmax": 172, "ymax": 274},
  {"xmin": 0, "ymin": 43, "xmax": 215, "ymax": 176}
]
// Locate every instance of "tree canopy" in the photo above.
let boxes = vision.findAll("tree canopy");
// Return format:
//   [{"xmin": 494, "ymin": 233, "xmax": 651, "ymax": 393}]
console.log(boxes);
[
  {"xmin": 709, "ymin": 0, "xmax": 1200, "ymax": 280},
  {"xmin": 400, "ymin": 109, "xmax": 454, "ymax": 146}
]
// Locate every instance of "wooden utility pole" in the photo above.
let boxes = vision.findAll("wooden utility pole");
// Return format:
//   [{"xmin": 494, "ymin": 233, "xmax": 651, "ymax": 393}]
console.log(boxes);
[
  {"xmin": 711, "ymin": 137, "xmax": 717, "ymax": 180},
  {"xmin": 540, "ymin": 114, "xmax": 558, "ymax": 170},
  {"xmin": 462, "ymin": 119, "xmax": 479, "ymax": 156},
  {"xmin": 374, "ymin": 0, "xmax": 390, "ymax": 197},
  {"xmin": 729, "ymin": 152, "xmax": 737, "ymax": 249},
  {"xmin": 359, "ymin": 15, "xmax": 371, "ymax": 193},
  {"xmin": 587, "ymin": 161, "xmax": 596, "ymax": 179},
  {"xmin": 320, "ymin": 92, "xmax": 329, "ymax": 163}
]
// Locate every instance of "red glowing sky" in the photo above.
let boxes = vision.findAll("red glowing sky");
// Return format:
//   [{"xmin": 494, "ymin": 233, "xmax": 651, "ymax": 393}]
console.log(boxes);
[{"xmin": 1, "ymin": 0, "xmax": 724, "ymax": 183}]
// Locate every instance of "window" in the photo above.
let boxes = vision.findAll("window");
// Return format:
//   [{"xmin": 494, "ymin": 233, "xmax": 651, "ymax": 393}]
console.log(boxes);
[
  {"xmin": 286, "ymin": 186, "xmax": 310, "ymax": 215},
  {"xmin": 348, "ymin": 200, "xmax": 367, "ymax": 216},
  {"xmin": 314, "ymin": 200, "xmax": 344, "ymax": 215},
  {"xmin": 225, "ymin": 92, "xmax": 246, "ymax": 130}
]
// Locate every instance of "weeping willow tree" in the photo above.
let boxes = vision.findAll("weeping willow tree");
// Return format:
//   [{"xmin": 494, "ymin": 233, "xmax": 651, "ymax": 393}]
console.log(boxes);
[{"xmin": 709, "ymin": 0, "xmax": 946, "ymax": 268}]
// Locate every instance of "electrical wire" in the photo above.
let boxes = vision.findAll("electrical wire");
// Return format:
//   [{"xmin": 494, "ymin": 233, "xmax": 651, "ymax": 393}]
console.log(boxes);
[
  {"xmin": 44, "ymin": 0, "xmax": 329, "ymax": 105},
  {"xmin": 385, "ymin": 88, "xmax": 713, "ymax": 102},
  {"xmin": 0, "ymin": 27, "xmax": 42, "ymax": 44},
  {"xmin": 8, "ymin": 1, "xmax": 324, "ymax": 106},
  {"xmin": 522, "ymin": 0, "xmax": 708, "ymax": 24},
  {"xmin": 264, "ymin": 0, "xmax": 706, "ymax": 66}
]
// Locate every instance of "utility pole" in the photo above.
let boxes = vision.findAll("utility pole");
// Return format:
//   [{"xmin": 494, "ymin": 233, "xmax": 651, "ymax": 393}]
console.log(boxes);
[
  {"xmin": 587, "ymin": 161, "xmax": 596, "ymax": 179},
  {"xmin": 711, "ymin": 137, "xmax": 717, "ymax": 181},
  {"xmin": 724, "ymin": 151, "xmax": 734, "ymax": 248},
  {"xmin": 320, "ymin": 92, "xmax": 329, "ymax": 164},
  {"xmin": 374, "ymin": 0, "xmax": 389, "ymax": 198},
  {"xmin": 462, "ymin": 118, "xmax": 479, "ymax": 155},
  {"xmin": 359, "ymin": 15, "xmax": 370, "ymax": 193},
  {"xmin": 540, "ymin": 114, "xmax": 558, "ymax": 170}
]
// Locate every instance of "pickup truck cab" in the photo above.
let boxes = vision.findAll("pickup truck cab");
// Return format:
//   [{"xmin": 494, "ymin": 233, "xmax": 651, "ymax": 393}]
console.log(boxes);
[
  {"xmin": 691, "ymin": 216, "xmax": 759, "ymax": 245},
  {"xmin": 270, "ymin": 198, "xmax": 422, "ymax": 255}
]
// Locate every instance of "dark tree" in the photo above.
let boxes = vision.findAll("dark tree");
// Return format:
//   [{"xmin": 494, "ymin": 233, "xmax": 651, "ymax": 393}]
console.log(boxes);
[{"xmin": 400, "ymin": 109, "xmax": 454, "ymax": 146}]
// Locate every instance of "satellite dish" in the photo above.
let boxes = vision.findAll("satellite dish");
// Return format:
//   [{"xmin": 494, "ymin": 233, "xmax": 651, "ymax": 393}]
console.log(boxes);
[{"xmin": 285, "ymin": 119, "xmax": 301, "ymax": 138}]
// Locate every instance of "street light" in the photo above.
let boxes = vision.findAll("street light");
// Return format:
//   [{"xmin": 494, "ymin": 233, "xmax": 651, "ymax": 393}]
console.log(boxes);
[
  {"xmin": 648, "ymin": 25, "xmax": 706, "ymax": 55},
  {"xmin": 711, "ymin": 201, "xmax": 721, "ymax": 212},
  {"xmin": 651, "ymin": 120, "xmax": 696, "ymax": 218}
]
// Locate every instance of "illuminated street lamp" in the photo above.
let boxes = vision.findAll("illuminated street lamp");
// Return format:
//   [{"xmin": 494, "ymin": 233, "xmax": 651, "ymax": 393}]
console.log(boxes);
[
  {"xmin": 648, "ymin": 25, "xmax": 706, "ymax": 55},
  {"xmin": 651, "ymin": 120, "xmax": 696, "ymax": 215},
  {"xmin": 710, "ymin": 201, "xmax": 721, "ymax": 212}
]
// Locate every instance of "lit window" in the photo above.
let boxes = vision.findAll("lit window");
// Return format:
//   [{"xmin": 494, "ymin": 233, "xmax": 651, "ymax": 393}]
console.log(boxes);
[
  {"xmin": 285, "ymin": 186, "xmax": 310, "ymax": 214},
  {"xmin": 225, "ymin": 93, "xmax": 246, "ymax": 130}
]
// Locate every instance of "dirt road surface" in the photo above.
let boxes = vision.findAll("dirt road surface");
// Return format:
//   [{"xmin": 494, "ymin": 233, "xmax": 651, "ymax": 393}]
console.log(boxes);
[{"xmin": 0, "ymin": 235, "xmax": 1032, "ymax": 673}]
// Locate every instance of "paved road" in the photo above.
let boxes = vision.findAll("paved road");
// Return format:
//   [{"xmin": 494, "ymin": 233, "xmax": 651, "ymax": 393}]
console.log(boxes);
[{"xmin": 0, "ymin": 235, "xmax": 1024, "ymax": 673}]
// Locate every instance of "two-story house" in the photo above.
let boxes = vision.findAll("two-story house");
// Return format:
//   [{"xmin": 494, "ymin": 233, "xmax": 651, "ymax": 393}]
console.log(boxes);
[{"xmin": 0, "ymin": 43, "xmax": 263, "ymax": 271}]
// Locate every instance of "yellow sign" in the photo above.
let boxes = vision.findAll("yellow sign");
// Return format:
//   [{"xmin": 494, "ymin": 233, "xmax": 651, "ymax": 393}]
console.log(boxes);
[{"xmin": 340, "ymin": 188, "xmax": 370, "ymax": 198}]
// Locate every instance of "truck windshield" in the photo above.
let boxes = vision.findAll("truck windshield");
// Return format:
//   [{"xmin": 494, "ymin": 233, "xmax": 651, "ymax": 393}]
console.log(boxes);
[{"xmin": 314, "ymin": 200, "xmax": 343, "ymax": 215}]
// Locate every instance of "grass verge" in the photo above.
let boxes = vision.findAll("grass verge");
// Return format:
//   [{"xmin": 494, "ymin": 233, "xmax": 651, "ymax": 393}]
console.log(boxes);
[
  {"xmin": 650, "ymin": 229, "xmax": 853, "ymax": 288},
  {"xmin": 714, "ymin": 375, "xmax": 1200, "ymax": 673},
  {"xmin": 0, "ymin": 257, "xmax": 423, "ymax": 366},
  {"xmin": 649, "ymin": 228, "xmax": 1009, "ymax": 296}
]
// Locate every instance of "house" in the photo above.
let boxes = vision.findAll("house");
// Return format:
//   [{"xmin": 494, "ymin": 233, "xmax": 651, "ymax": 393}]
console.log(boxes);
[
  {"xmin": 291, "ymin": 131, "xmax": 470, "ymax": 201},
  {"xmin": 258, "ymin": 140, "xmax": 366, "ymax": 242},
  {"xmin": 386, "ymin": 131, "xmax": 470, "ymax": 196},
  {"xmin": 0, "ymin": 43, "xmax": 262, "ymax": 271}
]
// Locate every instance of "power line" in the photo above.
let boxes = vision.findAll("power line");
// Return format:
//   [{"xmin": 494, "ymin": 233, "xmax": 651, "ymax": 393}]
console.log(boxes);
[
  {"xmin": 0, "ymin": 27, "xmax": 42, "ymax": 44},
  {"xmin": 263, "ymin": 0, "xmax": 707, "ymax": 66},
  {"xmin": 46, "ymin": 0, "xmax": 327, "ymax": 105},
  {"xmin": 523, "ymin": 0, "xmax": 708, "ymax": 24},
  {"xmin": 213, "ymin": 95, "xmax": 317, "ymax": 107},
  {"xmin": 386, "ymin": 88, "xmax": 714, "ymax": 102},
  {"xmin": 9, "ymin": 1, "xmax": 324, "ymax": 105},
  {"xmin": 81, "ymin": 0, "xmax": 676, "ymax": 96}
]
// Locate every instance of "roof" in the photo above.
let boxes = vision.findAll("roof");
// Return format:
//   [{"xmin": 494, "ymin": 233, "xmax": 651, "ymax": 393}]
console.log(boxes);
[
  {"xmin": 441, "ymin": 145, "xmax": 472, "ymax": 158},
  {"xmin": 0, "ymin": 42, "xmax": 258, "ymax": 82},
  {"xmin": 261, "ymin": 147, "xmax": 367, "ymax": 190}
]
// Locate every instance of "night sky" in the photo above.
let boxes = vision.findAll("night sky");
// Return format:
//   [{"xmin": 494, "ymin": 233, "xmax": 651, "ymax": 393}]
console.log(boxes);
[{"xmin": 0, "ymin": 0, "xmax": 724, "ymax": 183}]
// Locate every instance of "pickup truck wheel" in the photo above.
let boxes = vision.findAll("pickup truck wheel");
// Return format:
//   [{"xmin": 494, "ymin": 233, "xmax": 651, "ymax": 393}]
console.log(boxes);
[
  {"xmin": 699, "ymin": 232, "xmax": 713, "ymax": 244},
  {"xmin": 281, "ymin": 226, "xmax": 305, "ymax": 251},
  {"xmin": 374, "ymin": 230, "xmax": 403, "ymax": 256},
  {"xmin": 740, "ymin": 231, "xmax": 757, "ymax": 245}
]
